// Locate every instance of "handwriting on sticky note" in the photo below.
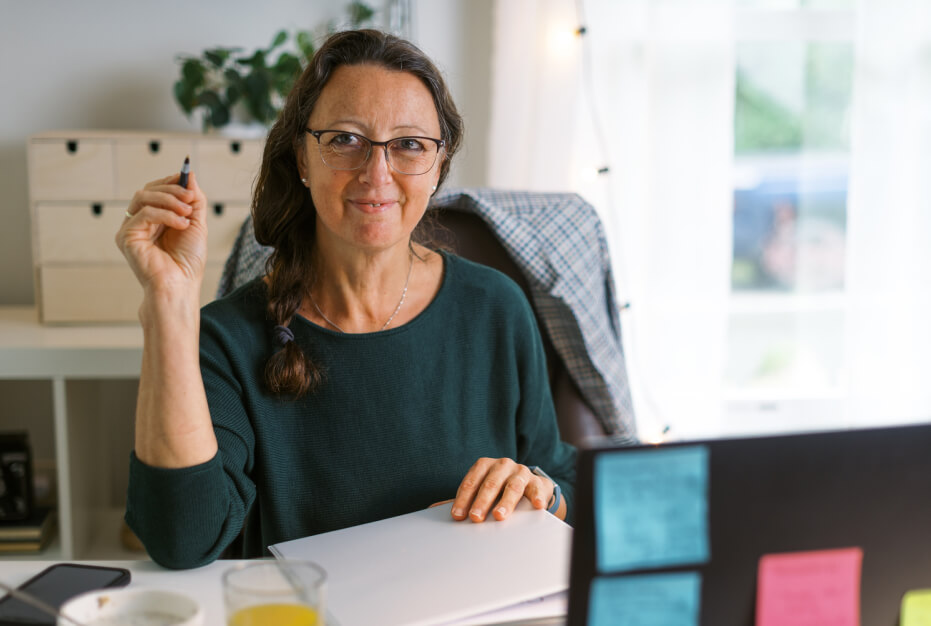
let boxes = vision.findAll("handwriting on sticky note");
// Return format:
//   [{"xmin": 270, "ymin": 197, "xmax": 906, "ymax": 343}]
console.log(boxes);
[
  {"xmin": 756, "ymin": 547, "xmax": 863, "ymax": 626},
  {"xmin": 589, "ymin": 572, "xmax": 701, "ymax": 626},
  {"xmin": 902, "ymin": 589, "xmax": 931, "ymax": 626},
  {"xmin": 594, "ymin": 445, "xmax": 709, "ymax": 573}
]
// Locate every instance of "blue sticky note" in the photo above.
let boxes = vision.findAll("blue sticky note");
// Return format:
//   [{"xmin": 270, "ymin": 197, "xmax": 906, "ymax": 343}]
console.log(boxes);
[
  {"xmin": 595, "ymin": 445, "xmax": 709, "ymax": 573},
  {"xmin": 589, "ymin": 572, "xmax": 702, "ymax": 626}
]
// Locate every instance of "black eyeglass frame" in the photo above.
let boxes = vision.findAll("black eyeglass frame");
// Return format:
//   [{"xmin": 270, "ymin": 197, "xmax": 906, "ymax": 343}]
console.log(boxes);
[{"xmin": 305, "ymin": 128, "xmax": 446, "ymax": 175}]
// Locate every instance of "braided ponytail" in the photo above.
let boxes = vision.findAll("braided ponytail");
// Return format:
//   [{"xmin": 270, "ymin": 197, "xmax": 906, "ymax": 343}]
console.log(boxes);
[{"xmin": 263, "ymin": 249, "xmax": 325, "ymax": 397}]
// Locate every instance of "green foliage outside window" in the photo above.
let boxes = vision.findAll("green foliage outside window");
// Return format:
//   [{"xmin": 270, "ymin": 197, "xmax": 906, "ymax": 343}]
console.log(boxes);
[{"xmin": 735, "ymin": 43, "xmax": 853, "ymax": 154}]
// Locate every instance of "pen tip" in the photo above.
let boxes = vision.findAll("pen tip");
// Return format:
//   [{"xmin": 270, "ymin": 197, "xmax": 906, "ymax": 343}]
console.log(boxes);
[{"xmin": 184, "ymin": 155, "xmax": 190, "ymax": 163}]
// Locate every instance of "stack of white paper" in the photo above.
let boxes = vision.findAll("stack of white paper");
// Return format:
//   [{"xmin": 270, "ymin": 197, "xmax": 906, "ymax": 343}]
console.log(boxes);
[{"xmin": 269, "ymin": 501, "xmax": 572, "ymax": 626}]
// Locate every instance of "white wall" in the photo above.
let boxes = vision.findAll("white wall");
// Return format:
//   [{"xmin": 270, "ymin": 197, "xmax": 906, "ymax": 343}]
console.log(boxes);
[
  {"xmin": 413, "ymin": 0, "xmax": 494, "ymax": 189},
  {"xmin": 0, "ymin": 0, "xmax": 493, "ymax": 305}
]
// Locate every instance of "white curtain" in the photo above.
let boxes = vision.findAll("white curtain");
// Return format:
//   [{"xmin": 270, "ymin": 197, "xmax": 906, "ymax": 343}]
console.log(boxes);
[
  {"xmin": 488, "ymin": 0, "xmax": 736, "ymax": 441},
  {"xmin": 845, "ymin": 0, "xmax": 931, "ymax": 426},
  {"xmin": 487, "ymin": 0, "xmax": 582, "ymax": 191}
]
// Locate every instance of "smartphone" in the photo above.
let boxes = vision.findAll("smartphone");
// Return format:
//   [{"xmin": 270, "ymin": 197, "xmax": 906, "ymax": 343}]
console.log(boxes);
[{"xmin": 0, "ymin": 563, "xmax": 130, "ymax": 626}]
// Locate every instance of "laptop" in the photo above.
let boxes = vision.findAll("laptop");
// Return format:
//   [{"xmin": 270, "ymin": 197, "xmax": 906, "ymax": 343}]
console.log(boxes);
[{"xmin": 566, "ymin": 422, "xmax": 931, "ymax": 625}]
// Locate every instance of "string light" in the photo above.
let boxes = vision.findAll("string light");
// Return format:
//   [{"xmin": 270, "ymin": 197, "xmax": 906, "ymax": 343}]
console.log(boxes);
[
  {"xmin": 564, "ymin": 7, "xmax": 611, "ymax": 182},
  {"xmin": 572, "ymin": 0, "xmax": 613, "ymax": 185},
  {"xmin": 576, "ymin": 165, "xmax": 611, "ymax": 183},
  {"xmin": 546, "ymin": 23, "xmax": 581, "ymax": 60},
  {"xmin": 644, "ymin": 425, "xmax": 672, "ymax": 446},
  {"xmin": 571, "ymin": 0, "xmax": 658, "ymax": 441}
]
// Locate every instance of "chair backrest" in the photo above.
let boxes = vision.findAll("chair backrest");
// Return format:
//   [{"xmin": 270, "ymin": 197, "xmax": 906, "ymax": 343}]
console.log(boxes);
[{"xmin": 427, "ymin": 209, "xmax": 606, "ymax": 447}]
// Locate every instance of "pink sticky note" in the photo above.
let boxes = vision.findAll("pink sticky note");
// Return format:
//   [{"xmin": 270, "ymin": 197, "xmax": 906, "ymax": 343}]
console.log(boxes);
[{"xmin": 756, "ymin": 547, "xmax": 863, "ymax": 626}]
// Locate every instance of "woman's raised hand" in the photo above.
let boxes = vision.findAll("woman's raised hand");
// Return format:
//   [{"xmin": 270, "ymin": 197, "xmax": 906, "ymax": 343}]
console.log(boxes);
[
  {"xmin": 119, "ymin": 171, "xmax": 218, "ymax": 470},
  {"xmin": 116, "ymin": 172, "xmax": 207, "ymax": 296}
]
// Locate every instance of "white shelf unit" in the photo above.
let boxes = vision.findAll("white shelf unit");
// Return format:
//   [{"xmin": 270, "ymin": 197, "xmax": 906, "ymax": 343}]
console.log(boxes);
[{"xmin": 0, "ymin": 306, "xmax": 145, "ymax": 559}]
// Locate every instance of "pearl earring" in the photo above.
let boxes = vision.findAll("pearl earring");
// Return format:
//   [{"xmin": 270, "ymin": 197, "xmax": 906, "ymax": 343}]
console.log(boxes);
[
  {"xmin": 431, "ymin": 185, "xmax": 437, "ymax": 192},
  {"xmin": 301, "ymin": 177, "xmax": 308, "ymax": 185}
]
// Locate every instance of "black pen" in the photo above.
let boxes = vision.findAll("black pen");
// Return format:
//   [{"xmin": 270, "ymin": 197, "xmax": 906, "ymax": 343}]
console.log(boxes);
[{"xmin": 179, "ymin": 155, "xmax": 190, "ymax": 189}]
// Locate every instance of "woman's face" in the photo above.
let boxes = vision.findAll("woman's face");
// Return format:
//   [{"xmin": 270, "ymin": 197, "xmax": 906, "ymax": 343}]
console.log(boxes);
[{"xmin": 301, "ymin": 63, "xmax": 444, "ymax": 256}]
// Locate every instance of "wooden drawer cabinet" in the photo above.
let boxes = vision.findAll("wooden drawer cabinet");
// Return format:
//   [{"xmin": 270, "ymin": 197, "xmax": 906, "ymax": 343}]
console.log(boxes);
[
  {"xmin": 28, "ymin": 137, "xmax": 116, "ymax": 201},
  {"xmin": 205, "ymin": 202, "xmax": 251, "ymax": 259},
  {"xmin": 195, "ymin": 138, "xmax": 264, "ymax": 201},
  {"xmin": 28, "ymin": 130, "xmax": 262, "ymax": 324},
  {"xmin": 114, "ymin": 137, "xmax": 194, "ymax": 198},
  {"xmin": 37, "ymin": 265, "xmax": 224, "ymax": 324},
  {"xmin": 34, "ymin": 202, "xmax": 126, "ymax": 264}
]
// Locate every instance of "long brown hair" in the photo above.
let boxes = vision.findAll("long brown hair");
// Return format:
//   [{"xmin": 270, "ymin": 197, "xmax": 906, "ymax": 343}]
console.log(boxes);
[{"xmin": 253, "ymin": 29, "xmax": 464, "ymax": 397}]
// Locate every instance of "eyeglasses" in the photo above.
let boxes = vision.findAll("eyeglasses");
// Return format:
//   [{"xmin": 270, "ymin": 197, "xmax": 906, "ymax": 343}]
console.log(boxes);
[{"xmin": 306, "ymin": 129, "xmax": 445, "ymax": 176}]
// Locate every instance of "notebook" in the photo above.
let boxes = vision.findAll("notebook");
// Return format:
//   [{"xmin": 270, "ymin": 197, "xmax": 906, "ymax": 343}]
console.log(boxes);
[
  {"xmin": 566, "ymin": 422, "xmax": 931, "ymax": 626},
  {"xmin": 270, "ymin": 500, "xmax": 572, "ymax": 626}
]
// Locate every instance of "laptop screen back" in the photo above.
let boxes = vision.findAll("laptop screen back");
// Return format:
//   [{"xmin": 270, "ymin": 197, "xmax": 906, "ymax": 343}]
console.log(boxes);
[{"xmin": 567, "ymin": 423, "xmax": 931, "ymax": 625}]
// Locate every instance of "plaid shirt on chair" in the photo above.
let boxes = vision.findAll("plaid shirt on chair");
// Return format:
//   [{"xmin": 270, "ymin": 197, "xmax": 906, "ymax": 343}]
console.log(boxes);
[{"xmin": 215, "ymin": 188, "xmax": 637, "ymax": 444}]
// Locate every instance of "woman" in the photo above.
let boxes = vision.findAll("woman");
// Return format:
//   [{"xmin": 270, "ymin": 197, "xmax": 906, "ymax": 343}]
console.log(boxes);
[{"xmin": 117, "ymin": 29, "xmax": 575, "ymax": 569}]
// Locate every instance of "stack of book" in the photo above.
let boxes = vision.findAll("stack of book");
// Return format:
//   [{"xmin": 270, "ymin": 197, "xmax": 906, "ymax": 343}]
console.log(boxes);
[{"xmin": 0, "ymin": 506, "xmax": 55, "ymax": 553}]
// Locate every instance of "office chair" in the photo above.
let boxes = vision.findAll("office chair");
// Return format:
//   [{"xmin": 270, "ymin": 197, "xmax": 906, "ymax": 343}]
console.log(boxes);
[{"xmin": 425, "ymin": 208, "xmax": 605, "ymax": 446}]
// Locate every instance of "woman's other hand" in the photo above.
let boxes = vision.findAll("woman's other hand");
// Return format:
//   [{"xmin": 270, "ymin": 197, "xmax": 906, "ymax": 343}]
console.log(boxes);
[
  {"xmin": 116, "ymin": 172, "xmax": 207, "ymax": 295},
  {"xmin": 451, "ymin": 457, "xmax": 565, "ymax": 522}
]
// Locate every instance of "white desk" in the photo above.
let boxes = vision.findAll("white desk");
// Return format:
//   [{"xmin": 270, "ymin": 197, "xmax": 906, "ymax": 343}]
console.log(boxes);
[
  {"xmin": 0, "ymin": 560, "xmax": 567, "ymax": 626},
  {"xmin": 0, "ymin": 560, "xmax": 232, "ymax": 623}
]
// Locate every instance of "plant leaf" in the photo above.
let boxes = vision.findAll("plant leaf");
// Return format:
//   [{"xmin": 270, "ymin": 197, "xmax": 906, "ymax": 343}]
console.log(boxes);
[
  {"xmin": 225, "ymin": 84, "xmax": 241, "ymax": 107},
  {"xmin": 209, "ymin": 103, "xmax": 230, "ymax": 128},
  {"xmin": 270, "ymin": 29, "xmax": 288, "ymax": 50},
  {"xmin": 196, "ymin": 90, "xmax": 229, "ymax": 129},
  {"xmin": 236, "ymin": 50, "xmax": 266, "ymax": 70},
  {"xmin": 296, "ymin": 30, "xmax": 315, "ymax": 61},
  {"xmin": 348, "ymin": 1, "xmax": 375, "ymax": 26},
  {"xmin": 195, "ymin": 90, "xmax": 222, "ymax": 108},
  {"xmin": 180, "ymin": 59, "xmax": 206, "ymax": 89},
  {"xmin": 173, "ymin": 80, "xmax": 196, "ymax": 115},
  {"xmin": 273, "ymin": 52, "xmax": 301, "ymax": 81},
  {"xmin": 204, "ymin": 47, "xmax": 238, "ymax": 68},
  {"xmin": 243, "ymin": 71, "xmax": 273, "ymax": 122},
  {"xmin": 223, "ymin": 68, "xmax": 244, "ymax": 86}
]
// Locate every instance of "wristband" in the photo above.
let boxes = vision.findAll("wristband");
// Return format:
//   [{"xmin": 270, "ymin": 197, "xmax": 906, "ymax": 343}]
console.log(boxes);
[{"xmin": 528, "ymin": 466, "xmax": 562, "ymax": 515}]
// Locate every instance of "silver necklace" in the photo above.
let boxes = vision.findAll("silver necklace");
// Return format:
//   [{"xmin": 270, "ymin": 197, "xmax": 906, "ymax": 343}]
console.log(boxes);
[{"xmin": 309, "ymin": 252, "xmax": 414, "ymax": 333}]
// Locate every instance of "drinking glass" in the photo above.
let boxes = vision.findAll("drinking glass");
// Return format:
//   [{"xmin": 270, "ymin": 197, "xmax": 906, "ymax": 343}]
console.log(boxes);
[{"xmin": 223, "ymin": 560, "xmax": 326, "ymax": 626}]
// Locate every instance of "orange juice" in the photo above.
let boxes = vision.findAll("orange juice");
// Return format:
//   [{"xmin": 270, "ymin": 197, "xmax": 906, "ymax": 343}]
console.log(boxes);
[{"xmin": 228, "ymin": 603, "xmax": 318, "ymax": 626}]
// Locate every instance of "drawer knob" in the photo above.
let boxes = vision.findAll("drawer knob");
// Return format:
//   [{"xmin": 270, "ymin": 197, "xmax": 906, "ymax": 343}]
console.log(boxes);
[
  {"xmin": 149, "ymin": 140, "xmax": 161, "ymax": 154},
  {"xmin": 213, "ymin": 203, "xmax": 225, "ymax": 216},
  {"xmin": 230, "ymin": 141, "xmax": 241, "ymax": 155},
  {"xmin": 91, "ymin": 203, "xmax": 103, "ymax": 216},
  {"xmin": 66, "ymin": 140, "xmax": 79, "ymax": 154}
]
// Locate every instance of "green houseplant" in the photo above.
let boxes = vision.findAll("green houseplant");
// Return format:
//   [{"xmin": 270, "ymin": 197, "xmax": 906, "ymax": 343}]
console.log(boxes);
[{"xmin": 173, "ymin": 2, "xmax": 375, "ymax": 133}]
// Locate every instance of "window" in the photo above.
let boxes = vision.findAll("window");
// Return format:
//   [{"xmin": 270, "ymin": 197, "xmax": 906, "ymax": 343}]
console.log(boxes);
[
  {"xmin": 725, "ymin": 1, "xmax": 856, "ymax": 434},
  {"xmin": 489, "ymin": 0, "xmax": 931, "ymax": 439}
]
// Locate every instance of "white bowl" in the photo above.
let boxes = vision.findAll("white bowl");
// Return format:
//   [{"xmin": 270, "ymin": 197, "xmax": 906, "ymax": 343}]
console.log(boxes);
[{"xmin": 58, "ymin": 588, "xmax": 204, "ymax": 626}]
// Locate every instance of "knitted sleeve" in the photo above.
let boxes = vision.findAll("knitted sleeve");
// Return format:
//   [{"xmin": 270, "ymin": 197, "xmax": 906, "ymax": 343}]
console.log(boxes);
[
  {"xmin": 507, "ymin": 281, "xmax": 578, "ymax": 523},
  {"xmin": 124, "ymin": 304, "xmax": 258, "ymax": 569}
]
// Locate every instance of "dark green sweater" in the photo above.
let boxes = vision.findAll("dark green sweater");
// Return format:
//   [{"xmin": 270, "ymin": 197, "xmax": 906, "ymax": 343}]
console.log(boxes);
[{"xmin": 126, "ymin": 252, "xmax": 576, "ymax": 569}]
